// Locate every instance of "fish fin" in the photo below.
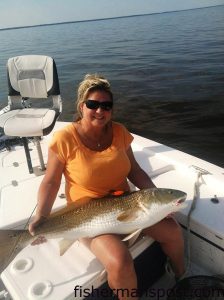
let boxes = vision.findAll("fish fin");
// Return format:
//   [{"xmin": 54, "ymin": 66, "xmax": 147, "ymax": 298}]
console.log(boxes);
[
  {"xmin": 122, "ymin": 229, "xmax": 142, "ymax": 247},
  {"xmin": 117, "ymin": 200, "xmax": 149, "ymax": 222},
  {"xmin": 0, "ymin": 230, "xmax": 26, "ymax": 273},
  {"xmin": 58, "ymin": 239, "xmax": 76, "ymax": 256},
  {"xmin": 117, "ymin": 207, "xmax": 140, "ymax": 222},
  {"xmin": 137, "ymin": 202, "xmax": 150, "ymax": 215}
]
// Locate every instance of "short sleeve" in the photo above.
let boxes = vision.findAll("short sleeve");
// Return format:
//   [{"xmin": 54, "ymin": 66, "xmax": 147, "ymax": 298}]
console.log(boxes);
[
  {"xmin": 114, "ymin": 123, "xmax": 134, "ymax": 150},
  {"xmin": 49, "ymin": 129, "xmax": 72, "ymax": 163},
  {"xmin": 122, "ymin": 125, "xmax": 134, "ymax": 150}
]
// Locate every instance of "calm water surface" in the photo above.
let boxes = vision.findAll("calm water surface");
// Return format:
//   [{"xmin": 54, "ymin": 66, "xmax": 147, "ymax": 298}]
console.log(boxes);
[{"xmin": 0, "ymin": 6, "xmax": 223, "ymax": 167}]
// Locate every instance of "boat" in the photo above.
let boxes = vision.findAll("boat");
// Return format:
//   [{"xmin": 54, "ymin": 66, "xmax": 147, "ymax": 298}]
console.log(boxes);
[{"xmin": 0, "ymin": 55, "xmax": 224, "ymax": 300}]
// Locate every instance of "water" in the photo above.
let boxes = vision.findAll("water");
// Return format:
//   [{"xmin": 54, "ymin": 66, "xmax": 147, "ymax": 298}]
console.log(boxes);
[{"xmin": 0, "ymin": 6, "xmax": 223, "ymax": 167}]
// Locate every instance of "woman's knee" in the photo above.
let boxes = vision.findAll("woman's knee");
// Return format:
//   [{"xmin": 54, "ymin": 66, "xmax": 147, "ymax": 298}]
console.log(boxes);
[
  {"xmin": 169, "ymin": 219, "xmax": 184, "ymax": 242},
  {"xmin": 89, "ymin": 235, "xmax": 135, "ymax": 277},
  {"xmin": 106, "ymin": 247, "xmax": 134, "ymax": 276},
  {"xmin": 144, "ymin": 218, "xmax": 184, "ymax": 244}
]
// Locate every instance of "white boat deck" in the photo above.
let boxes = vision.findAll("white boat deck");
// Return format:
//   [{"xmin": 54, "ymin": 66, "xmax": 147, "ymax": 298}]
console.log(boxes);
[{"xmin": 0, "ymin": 121, "xmax": 224, "ymax": 299}]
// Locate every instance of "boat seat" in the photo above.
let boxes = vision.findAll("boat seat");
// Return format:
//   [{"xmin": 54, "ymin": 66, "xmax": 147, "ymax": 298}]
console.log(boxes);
[{"xmin": 0, "ymin": 55, "xmax": 62, "ymax": 174}]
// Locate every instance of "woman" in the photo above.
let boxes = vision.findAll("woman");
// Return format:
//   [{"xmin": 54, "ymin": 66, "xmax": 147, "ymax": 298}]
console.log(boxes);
[{"xmin": 29, "ymin": 74, "xmax": 185, "ymax": 300}]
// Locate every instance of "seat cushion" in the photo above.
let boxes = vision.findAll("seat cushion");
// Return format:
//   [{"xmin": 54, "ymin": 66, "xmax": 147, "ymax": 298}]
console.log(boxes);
[
  {"xmin": 8, "ymin": 56, "xmax": 55, "ymax": 98},
  {"xmin": 0, "ymin": 108, "xmax": 57, "ymax": 137}
]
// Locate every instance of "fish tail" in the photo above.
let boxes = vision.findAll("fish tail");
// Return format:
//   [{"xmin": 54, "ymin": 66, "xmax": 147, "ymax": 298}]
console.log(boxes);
[{"xmin": 0, "ymin": 230, "xmax": 26, "ymax": 273}]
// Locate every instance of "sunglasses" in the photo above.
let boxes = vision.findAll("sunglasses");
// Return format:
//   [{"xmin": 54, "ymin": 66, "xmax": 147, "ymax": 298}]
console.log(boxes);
[{"xmin": 85, "ymin": 100, "xmax": 113, "ymax": 111}]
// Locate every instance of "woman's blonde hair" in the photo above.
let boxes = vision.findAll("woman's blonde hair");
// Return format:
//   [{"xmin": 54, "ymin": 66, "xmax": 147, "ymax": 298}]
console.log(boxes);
[{"xmin": 75, "ymin": 74, "xmax": 113, "ymax": 120}]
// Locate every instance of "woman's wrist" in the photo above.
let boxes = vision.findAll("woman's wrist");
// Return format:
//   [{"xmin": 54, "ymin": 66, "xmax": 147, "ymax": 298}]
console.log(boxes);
[{"xmin": 36, "ymin": 211, "xmax": 49, "ymax": 220}]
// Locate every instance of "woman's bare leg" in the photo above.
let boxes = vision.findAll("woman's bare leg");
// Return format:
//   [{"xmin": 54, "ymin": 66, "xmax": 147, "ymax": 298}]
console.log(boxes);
[
  {"xmin": 81, "ymin": 234, "xmax": 138, "ymax": 300},
  {"xmin": 143, "ymin": 218, "xmax": 185, "ymax": 278}
]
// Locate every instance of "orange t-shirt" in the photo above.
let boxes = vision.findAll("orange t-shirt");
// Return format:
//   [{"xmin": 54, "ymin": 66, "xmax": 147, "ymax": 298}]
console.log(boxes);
[{"xmin": 49, "ymin": 122, "xmax": 134, "ymax": 203}]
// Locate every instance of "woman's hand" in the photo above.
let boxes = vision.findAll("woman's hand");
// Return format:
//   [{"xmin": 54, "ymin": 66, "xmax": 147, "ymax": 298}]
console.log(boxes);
[{"xmin": 29, "ymin": 214, "xmax": 47, "ymax": 236}]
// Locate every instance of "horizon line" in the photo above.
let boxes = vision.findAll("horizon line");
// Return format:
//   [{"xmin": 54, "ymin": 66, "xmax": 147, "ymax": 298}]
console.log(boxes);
[{"xmin": 0, "ymin": 4, "xmax": 223, "ymax": 31}]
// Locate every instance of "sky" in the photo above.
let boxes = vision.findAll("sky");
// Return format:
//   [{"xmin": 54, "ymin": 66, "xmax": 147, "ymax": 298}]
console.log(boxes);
[{"xmin": 0, "ymin": 0, "xmax": 224, "ymax": 29}]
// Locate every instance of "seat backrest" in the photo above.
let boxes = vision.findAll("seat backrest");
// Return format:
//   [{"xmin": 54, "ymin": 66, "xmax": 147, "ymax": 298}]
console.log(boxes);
[{"xmin": 7, "ymin": 55, "xmax": 62, "ymax": 112}]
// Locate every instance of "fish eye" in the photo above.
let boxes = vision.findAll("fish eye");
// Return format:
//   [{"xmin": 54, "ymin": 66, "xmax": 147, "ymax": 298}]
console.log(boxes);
[{"xmin": 168, "ymin": 191, "xmax": 173, "ymax": 194}]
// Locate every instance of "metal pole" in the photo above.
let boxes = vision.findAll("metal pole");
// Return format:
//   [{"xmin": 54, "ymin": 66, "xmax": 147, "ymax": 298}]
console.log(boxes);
[
  {"xmin": 34, "ymin": 137, "xmax": 46, "ymax": 171},
  {"xmin": 22, "ymin": 137, "xmax": 33, "ymax": 174}
]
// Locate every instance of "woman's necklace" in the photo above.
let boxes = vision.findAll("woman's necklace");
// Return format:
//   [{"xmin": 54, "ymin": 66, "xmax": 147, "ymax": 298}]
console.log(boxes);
[
  {"xmin": 82, "ymin": 132, "xmax": 103, "ymax": 148},
  {"xmin": 76, "ymin": 120, "xmax": 113, "ymax": 150},
  {"xmin": 77, "ymin": 122, "xmax": 106, "ymax": 149}
]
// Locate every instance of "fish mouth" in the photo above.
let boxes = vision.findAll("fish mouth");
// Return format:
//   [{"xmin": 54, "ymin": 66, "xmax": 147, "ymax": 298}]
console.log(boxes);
[{"xmin": 174, "ymin": 195, "xmax": 187, "ymax": 206}]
